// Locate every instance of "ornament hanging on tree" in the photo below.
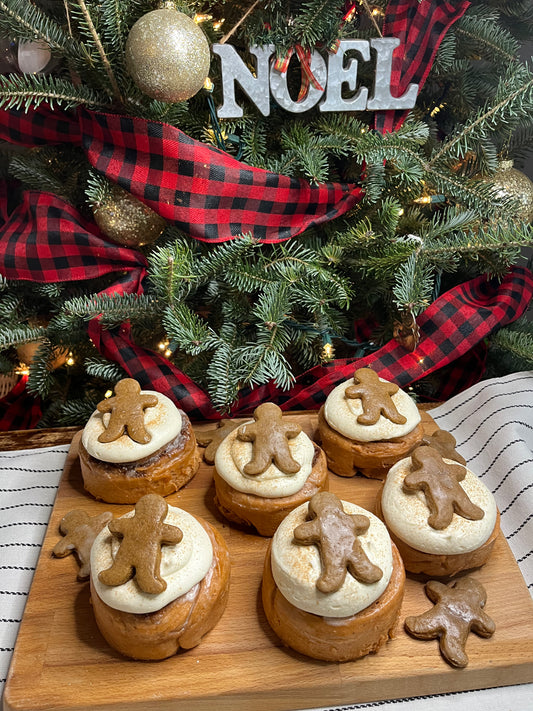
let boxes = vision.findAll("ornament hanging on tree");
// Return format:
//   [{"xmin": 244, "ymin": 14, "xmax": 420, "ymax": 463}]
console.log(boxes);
[
  {"xmin": 93, "ymin": 184, "xmax": 167, "ymax": 247},
  {"xmin": 125, "ymin": 4, "xmax": 211, "ymax": 103},
  {"xmin": 17, "ymin": 40, "xmax": 52, "ymax": 74},
  {"xmin": 488, "ymin": 160, "xmax": 533, "ymax": 223}
]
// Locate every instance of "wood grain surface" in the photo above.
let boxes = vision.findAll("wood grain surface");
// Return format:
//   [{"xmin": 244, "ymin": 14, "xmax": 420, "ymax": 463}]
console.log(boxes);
[{"xmin": 4, "ymin": 412, "xmax": 533, "ymax": 711}]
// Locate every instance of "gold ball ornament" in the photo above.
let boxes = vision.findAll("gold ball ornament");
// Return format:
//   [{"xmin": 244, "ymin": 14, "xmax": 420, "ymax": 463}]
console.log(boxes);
[
  {"xmin": 93, "ymin": 184, "xmax": 167, "ymax": 247},
  {"xmin": 125, "ymin": 8, "xmax": 211, "ymax": 103},
  {"xmin": 489, "ymin": 161, "xmax": 533, "ymax": 223}
]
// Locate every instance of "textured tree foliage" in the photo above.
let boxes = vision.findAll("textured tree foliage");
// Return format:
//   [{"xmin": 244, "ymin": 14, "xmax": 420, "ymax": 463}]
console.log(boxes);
[{"xmin": 0, "ymin": 0, "xmax": 532, "ymax": 423}]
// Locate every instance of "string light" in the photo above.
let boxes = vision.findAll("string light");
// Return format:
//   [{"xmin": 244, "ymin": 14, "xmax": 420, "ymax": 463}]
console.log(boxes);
[
  {"xmin": 430, "ymin": 103, "xmax": 445, "ymax": 118},
  {"xmin": 194, "ymin": 14, "xmax": 212, "ymax": 23},
  {"xmin": 104, "ymin": 389, "xmax": 113, "ymax": 399},
  {"xmin": 158, "ymin": 339, "xmax": 170, "ymax": 351},
  {"xmin": 66, "ymin": 351, "xmax": 75, "ymax": 366}
]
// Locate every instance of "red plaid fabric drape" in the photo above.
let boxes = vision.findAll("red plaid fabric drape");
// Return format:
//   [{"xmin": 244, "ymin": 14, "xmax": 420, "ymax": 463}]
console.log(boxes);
[
  {"xmin": 374, "ymin": 0, "xmax": 470, "ymax": 133},
  {"xmin": 0, "ymin": 105, "xmax": 363, "ymax": 245}
]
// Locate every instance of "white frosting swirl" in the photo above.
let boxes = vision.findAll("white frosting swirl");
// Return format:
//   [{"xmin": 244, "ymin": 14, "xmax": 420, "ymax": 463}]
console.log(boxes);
[
  {"xmin": 82, "ymin": 391, "xmax": 182, "ymax": 463},
  {"xmin": 214, "ymin": 422, "xmax": 315, "ymax": 498},
  {"xmin": 381, "ymin": 457, "xmax": 497, "ymax": 554},
  {"xmin": 271, "ymin": 501, "xmax": 393, "ymax": 618},
  {"xmin": 91, "ymin": 505, "xmax": 213, "ymax": 613},
  {"xmin": 324, "ymin": 377, "xmax": 420, "ymax": 442}
]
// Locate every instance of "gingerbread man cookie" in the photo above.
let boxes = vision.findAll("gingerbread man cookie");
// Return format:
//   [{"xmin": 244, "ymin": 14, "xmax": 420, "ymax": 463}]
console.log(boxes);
[
  {"xmin": 237, "ymin": 403, "xmax": 302, "ymax": 476},
  {"xmin": 53, "ymin": 509, "xmax": 113, "ymax": 580},
  {"xmin": 420, "ymin": 429, "xmax": 466, "ymax": 466},
  {"xmin": 404, "ymin": 577, "xmax": 495, "ymax": 667},
  {"xmin": 293, "ymin": 492, "xmax": 383, "ymax": 593},
  {"xmin": 96, "ymin": 378, "xmax": 158, "ymax": 444},
  {"xmin": 345, "ymin": 368, "xmax": 407, "ymax": 425},
  {"xmin": 196, "ymin": 419, "xmax": 240, "ymax": 464},
  {"xmin": 98, "ymin": 494, "xmax": 183, "ymax": 594},
  {"xmin": 403, "ymin": 446, "xmax": 484, "ymax": 529}
]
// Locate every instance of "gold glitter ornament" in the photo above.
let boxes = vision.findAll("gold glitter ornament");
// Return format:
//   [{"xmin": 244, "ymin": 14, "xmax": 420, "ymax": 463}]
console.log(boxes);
[
  {"xmin": 487, "ymin": 160, "xmax": 533, "ymax": 223},
  {"xmin": 125, "ymin": 7, "xmax": 211, "ymax": 103},
  {"xmin": 93, "ymin": 184, "xmax": 167, "ymax": 247}
]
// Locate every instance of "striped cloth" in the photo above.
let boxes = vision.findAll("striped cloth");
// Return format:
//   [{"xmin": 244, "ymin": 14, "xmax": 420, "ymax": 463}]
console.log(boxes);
[{"xmin": 1, "ymin": 372, "xmax": 532, "ymax": 708}]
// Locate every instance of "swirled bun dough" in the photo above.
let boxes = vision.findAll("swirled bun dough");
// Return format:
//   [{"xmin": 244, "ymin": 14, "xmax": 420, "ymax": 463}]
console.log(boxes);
[
  {"xmin": 90, "ymin": 503, "xmax": 230, "ymax": 660},
  {"xmin": 79, "ymin": 381, "xmax": 200, "ymax": 503},
  {"xmin": 317, "ymin": 368, "xmax": 423, "ymax": 479},
  {"xmin": 379, "ymin": 451, "xmax": 500, "ymax": 577},
  {"xmin": 262, "ymin": 497, "xmax": 405, "ymax": 661},
  {"xmin": 213, "ymin": 404, "xmax": 328, "ymax": 536}
]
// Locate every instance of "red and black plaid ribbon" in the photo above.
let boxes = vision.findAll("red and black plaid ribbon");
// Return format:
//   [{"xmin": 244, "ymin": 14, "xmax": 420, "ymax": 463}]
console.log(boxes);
[
  {"xmin": 0, "ymin": 105, "xmax": 363, "ymax": 244},
  {"xmin": 1, "ymin": 177, "xmax": 530, "ymax": 425},
  {"xmin": 375, "ymin": 0, "xmax": 470, "ymax": 133}
]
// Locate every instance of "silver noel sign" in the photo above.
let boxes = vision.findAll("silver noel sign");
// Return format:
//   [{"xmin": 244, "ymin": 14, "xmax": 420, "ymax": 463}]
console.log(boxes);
[{"xmin": 212, "ymin": 39, "xmax": 418, "ymax": 118}]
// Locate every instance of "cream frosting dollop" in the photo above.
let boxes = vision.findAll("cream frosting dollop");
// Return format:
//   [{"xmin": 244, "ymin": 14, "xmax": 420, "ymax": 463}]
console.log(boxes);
[
  {"xmin": 91, "ymin": 505, "xmax": 213, "ymax": 613},
  {"xmin": 82, "ymin": 391, "xmax": 182, "ymax": 463},
  {"xmin": 381, "ymin": 456, "xmax": 497, "ymax": 554},
  {"xmin": 271, "ymin": 500, "xmax": 393, "ymax": 618},
  {"xmin": 214, "ymin": 422, "xmax": 315, "ymax": 498},
  {"xmin": 324, "ymin": 377, "xmax": 420, "ymax": 442}
]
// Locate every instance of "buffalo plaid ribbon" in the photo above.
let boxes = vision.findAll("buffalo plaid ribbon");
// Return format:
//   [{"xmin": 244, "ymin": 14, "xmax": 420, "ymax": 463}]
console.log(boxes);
[
  {"xmin": 0, "ymin": 177, "xmax": 530, "ymax": 424},
  {"xmin": 375, "ymin": 0, "xmax": 470, "ymax": 133},
  {"xmin": 0, "ymin": 105, "xmax": 363, "ymax": 244}
]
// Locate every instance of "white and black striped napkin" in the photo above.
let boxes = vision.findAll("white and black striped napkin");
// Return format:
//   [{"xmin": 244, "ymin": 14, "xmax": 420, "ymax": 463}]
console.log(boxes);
[
  {"xmin": 1, "ymin": 372, "xmax": 532, "ymax": 709},
  {"xmin": 0, "ymin": 444, "xmax": 69, "ymax": 696}
]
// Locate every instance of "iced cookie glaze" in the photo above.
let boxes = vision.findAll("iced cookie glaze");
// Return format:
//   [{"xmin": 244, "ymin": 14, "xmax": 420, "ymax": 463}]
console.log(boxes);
[
  {"xmin": 271, "ymin": 500, "xmax": 393, "ymax": 617},
  {"xmin": 91, "ymin": 505, "xmax": 213, "ymax": 613},
  {"xmin": 82, "ymin": 392, "xmax": 182, "ymax": 463}
]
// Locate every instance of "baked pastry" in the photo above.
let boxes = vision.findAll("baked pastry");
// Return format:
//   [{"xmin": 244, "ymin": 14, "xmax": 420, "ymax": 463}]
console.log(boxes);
[
  {"xmin": 213, "ymin": 402, "xmax": 329, "ymax": 536},
  {"xmin": 317, "ymin": 367, "xmax": 424, "ymax": 479},
  {"xmin": 379, "ymin": 445, "xmax": 499, "ymax": 577},
  {"xmin": 79, "ymin": 378, "xmax": 200, "ymax": 503},
  {"xmin": 90, "ymin": 494, "xmax": 230, "ymax": 660},
  {"xmin": 262, "ymin": 491, "xmax": 405, "ymax": 662}
]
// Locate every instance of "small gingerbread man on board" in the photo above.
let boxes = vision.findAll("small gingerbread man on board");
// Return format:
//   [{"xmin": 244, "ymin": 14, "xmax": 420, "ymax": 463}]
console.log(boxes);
[
  {"xmin": 237, "ymin": 402, "xmax": 302, "ymax": 476},
  {"xmin": 419, "ymin": 428, "xmax": 466, "ymax": 466},
  {"xmin": 293, "ymin": 492, "xmax": 383, "ymax": 593},
  {"xmin": 403, "ymin": 446, "xmax": 484, "ymax": 530},
  {"xmin": 53, "ymin": 509, "xmax": 113, "ymax": 580},
  {"xmin": 196, "ymin": 419, "xmax": 240, "ymax": 464},
  {"xmin": 97, "ymin": 378, "xmax": 158, "ymax": 444},
  {"xmin": 345, "ymin": 368, "xmax": 407, "ymax": 425},
  {"xmin": 405, "ymin": 577, "xmax": 496, "ymax": 668},
  {"xmin": 98, "ymin": 494, "xmax": 183, "ymax": 595}
]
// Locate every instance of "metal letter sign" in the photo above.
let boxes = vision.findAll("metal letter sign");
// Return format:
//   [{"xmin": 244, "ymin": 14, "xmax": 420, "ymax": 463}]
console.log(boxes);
[{"xmin": 212, "ymin": 39, "xmax": 419, "ymax": 119}]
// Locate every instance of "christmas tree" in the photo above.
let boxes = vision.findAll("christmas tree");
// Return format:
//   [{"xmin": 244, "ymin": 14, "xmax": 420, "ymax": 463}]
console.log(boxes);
[{"xmin": 0, "ymin": 0, "xmax": 532, "ymax": 429}]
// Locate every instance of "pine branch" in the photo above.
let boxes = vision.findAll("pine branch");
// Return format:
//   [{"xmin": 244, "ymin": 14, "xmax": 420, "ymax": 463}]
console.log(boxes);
[
  {"xmin": 73, "ymin": 0, "xmax": 123, "ymax": 104},
  {"xmin": 455, "ymin": 7, "xmax": 520, "ymax": 65},
  {"xmin": 0, "ymin": 326, "xmax": 45, "ymax": 348},
  {"xmin": 429, "ymin": 64, "xmax": 533, "ymax": 168},
  {"xmin": 0, "ymin": 0, "xmax": 90, "ymax": 63},
  {"xmin": 0, "ymin": 72, "xmax": 109, "ymax": 111}
]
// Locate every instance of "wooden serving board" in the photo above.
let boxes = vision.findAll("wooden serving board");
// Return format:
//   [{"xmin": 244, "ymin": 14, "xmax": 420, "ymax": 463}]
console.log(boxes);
[{"xmin": 4, "ymin": 412, "xmax": 533, "ymax": 711}]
